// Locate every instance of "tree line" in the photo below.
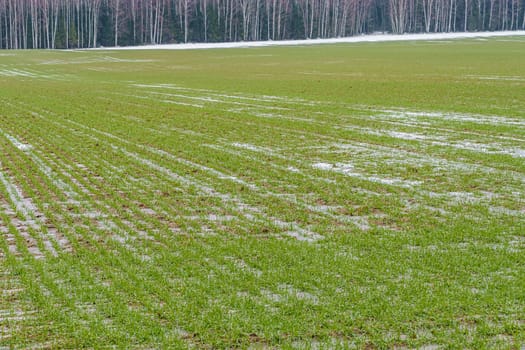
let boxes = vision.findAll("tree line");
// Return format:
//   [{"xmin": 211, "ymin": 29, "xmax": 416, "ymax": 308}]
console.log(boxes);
[{"xmin": 1, "ymin": 0, "xmax": 524, "ymax": 49}]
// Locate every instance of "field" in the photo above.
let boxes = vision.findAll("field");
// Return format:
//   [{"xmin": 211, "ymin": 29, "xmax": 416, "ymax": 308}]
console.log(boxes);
[{"xmin": 0, "ymin": 36, "xmax": 524, "ymax": 349}]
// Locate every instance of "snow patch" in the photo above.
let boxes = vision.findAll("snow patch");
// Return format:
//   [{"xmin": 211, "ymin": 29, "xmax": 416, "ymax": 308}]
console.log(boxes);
[
  {"xmin": 3, "ymin": 134, "xmax": 33, "ymax": 151},
  {"xmin": 432, "ymin": 140, "xmax": 525, "ymax": 158},
  {"xmin": 312, "ymin": 162, "xmax": 333, "ymax": 171},
  {"xmin": 378, "ymin": 108, "xmax": 525, "ymax": 127},
  {"xmin": 0, "ymin": 69, "xmax": 38, "ymax": 78},
  {"xmin": 225, "ymin": 257, "xmax": 263, "ymax": 277},
  {"xmin": 312, "ymin": 162, "xmax": 421, "ymax": 188},
  {"xmin": 278, "ymin": 283, "xmax": 319, "ymax": 304},
  {"xmin": 387, "ymin": 131, "xmax": 429, "ymax": 141}
]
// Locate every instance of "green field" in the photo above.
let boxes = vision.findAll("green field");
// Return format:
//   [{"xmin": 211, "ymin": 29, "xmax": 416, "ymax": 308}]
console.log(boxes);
[{"xmin": 1, "ymin": 37, "xmax": 524, "ymax": 349}]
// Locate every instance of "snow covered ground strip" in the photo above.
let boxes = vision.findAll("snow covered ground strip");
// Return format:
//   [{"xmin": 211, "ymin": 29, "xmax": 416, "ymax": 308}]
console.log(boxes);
[{"xmin": 86, "ymin": 31, "xmax": 525, "ymax": 51}]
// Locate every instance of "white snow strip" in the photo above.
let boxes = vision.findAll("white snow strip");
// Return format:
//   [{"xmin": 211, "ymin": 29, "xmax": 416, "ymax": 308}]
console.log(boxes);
[
  {"xmin": 133, "ymin": 89, "xmax": 291, "ymax": 111},
  {"xmin": 466, "ymin": 75, "xmax": 525, "ymax": 82},
  {"xmin": 133, "ymin": 83, "xmax": 312, "ymax": 106},
  {"xmin": 387, "ymin": 131, "xmax": 430, "ymax": 141},
  {"xmin": 0, "ymin": 69, "xmax": 38, "ymax": 77},
  {"xmin": 231, "ymin": 142, "xmax": 274, "ymax": 153},
  {"xmin": 313, "ymin": 162, "xmax": 334, "ymax": 171},
  {"xmin": 113, "ymin": 91, "xmax": 205, "ymax": 108},
  {"xmin": 0, "ymin": 172, "xmax": 39, "ymax": 222},
  {"xmin": 3, "ymin": 134, "xmax": 33, "ymax": 152},
  {"xmin": 432, "ymin": 140, "xmax": 525, "ymax": 158},
  {"xmin": 274, "ymin": 220, "xmax": 324, "ymax": 242},
  {"xmin": 0, "ymin": 310, "xmax": 38, "ymax": 322},
  {"xmin": 0, "ymin": 183, "xmax": 45, "ymax": 258},
  {"xmin": 376, "ymin": 108, "xmax": 525, "ymax": 127},
  {"xmin": 186, "ymin": 214, "xmax": 236, "ymax": 222},
  {"xmin": 342, "ymin": 216, "xmax": 371, "ymax": 231},
  {"xmin": 261, "ymin": 289, "xmax": 283, "ymax": 302},
  {"xmin": 87, "ymin": 31, "xmax": 525, "ymax": 51},
  {"xmin": 1, "ymin": 129, "xmax": 78, "ymax": 198},
  {"xmin": 0, "ymin": 131, "xmax": 76, "ymax": 257},
  {"xmin": 39, "ymin": 56, "xmax": 155, "ymax": 65}
]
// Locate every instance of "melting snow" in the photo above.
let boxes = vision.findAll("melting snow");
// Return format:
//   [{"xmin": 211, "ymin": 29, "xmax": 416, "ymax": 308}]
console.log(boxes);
[
  {"xmin": 88, "ymin": 31, "xmax": 525, "ymax": 51},
  {"xmin": 387, "ymin": 131, "xmax": 429, "ymax": 141},
  {"xmin": 313, "ymin": 162, "xmax": 421, "ymax": 188},
  {"xmin": 312, "ymin": 162, "xmax": 333, "ymax": 171},
  {"xmin": 2, "ymin": 134, "xmax": 33, "ymax": 151},
  {"xmin": 466, "ymin": 75, "xmax": 525, "ymax": 82}
]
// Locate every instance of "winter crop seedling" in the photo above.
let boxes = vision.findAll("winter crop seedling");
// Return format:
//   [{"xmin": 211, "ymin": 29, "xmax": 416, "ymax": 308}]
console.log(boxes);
[{"xmin": 0, "ymin": 36, "xmax": 524, "ymax": 348}]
